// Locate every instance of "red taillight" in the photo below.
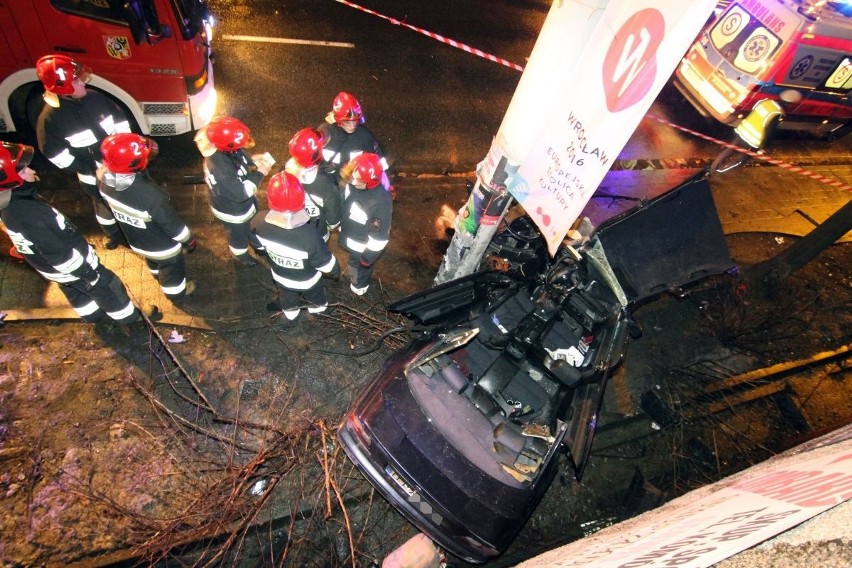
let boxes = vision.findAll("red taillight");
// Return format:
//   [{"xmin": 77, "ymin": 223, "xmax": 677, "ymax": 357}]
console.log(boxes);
[{"xmin": 345, "ymin": 411, "xmax": 372, "ymax": 449}]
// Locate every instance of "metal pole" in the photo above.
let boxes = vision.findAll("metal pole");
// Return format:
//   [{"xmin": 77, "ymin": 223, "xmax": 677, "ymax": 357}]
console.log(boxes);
[{"xmin": 434, "ymin": 168, "xmax": 515, "ymax": 284}]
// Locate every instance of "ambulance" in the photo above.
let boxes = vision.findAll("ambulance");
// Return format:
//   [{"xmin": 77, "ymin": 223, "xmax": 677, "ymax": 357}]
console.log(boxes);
[{"xmin": 674, "ymin": 0, "xmax": 852, "ymax": 138}]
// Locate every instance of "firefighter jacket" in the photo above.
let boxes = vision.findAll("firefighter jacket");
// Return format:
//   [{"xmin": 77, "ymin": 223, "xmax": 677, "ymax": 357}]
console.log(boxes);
[
  {"xmin": 340, "ymin": 184, "xmax": 392, "ymax": 266},
  {"xmin": 97, "ymin": 169, "xmax": 192, "ymax": 260},
  {"xmin": 36, "ymin": 90, "xmax": 132, "ymax": 185},
  {"xmin": 734, "ymin": 99, "xmax": 784, "ymax": 149},
  {"xmin": 203, "ymin": 149, "xmax": 264, "ymax": 224},
  {"xmin": 283, "ymin": 158, "xmax": 341, "ymax": 236},
  {"xmin": 251, "ymin": 209, "xmax": 337, "ymax": 290},
  {"xmin": 1, "ymin": 183, "xmax": 100, "ymax": 284},
  {"xmin": 319, "ymin": 122, "xmax": 389, "ymax": 173}
]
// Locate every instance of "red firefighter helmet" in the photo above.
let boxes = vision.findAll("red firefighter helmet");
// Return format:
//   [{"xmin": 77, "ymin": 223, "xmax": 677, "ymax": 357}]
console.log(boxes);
[
  {"xmin": 36, "ymin": 55, "xmax": 91, "ymax": 96},
  {"xmin": 266, "ymin": 172, "xmax": 305, "ymax": 213},
  {"xmin": 350, "ymin": 153, "xmax": 384, "ymax": 189},
  {"xmin": 205, "ymin": 116, "xmax": 254, "ymax": 152},
  {"xmin": 288, "ymin": 127, "xmax": 325, "ymax": 167},
  {"xmin": 332, "ymin": 92, "xmax": 363, "ymax": 124},
  {"xmin": 0, "ymin": 142, "xmax": 35, "ymax": 190},
  {"xmin": 101, "ymin": 133, "xmax": 158, "ymax": 174}
]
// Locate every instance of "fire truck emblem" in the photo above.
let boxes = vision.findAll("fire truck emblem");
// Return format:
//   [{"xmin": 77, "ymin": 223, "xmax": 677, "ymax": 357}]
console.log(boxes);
[{"xmin": 104, "ymin": 36, "xmax": 132, "ymax": 60}]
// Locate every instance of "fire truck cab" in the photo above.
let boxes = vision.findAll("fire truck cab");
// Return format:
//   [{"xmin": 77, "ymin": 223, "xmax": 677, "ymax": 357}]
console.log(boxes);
[{"xmin": 0, "ymin": 0, "xmax": 216, "ymax": 139}]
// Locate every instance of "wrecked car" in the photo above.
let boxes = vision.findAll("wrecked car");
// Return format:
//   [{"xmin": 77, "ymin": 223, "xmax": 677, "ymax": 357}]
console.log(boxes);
[{"xmin": 338, "ymin": 172, "xmax": 735, "ymax": 562}]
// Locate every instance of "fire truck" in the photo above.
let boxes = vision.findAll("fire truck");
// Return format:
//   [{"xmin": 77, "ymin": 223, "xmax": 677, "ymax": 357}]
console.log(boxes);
[
  {"xmin": 674, "ymin": 0, "xmax": 852, "ymax": 139},
  {"xmin": 0, "ymin": 0, "xmax": 216, "ymax": 139}
]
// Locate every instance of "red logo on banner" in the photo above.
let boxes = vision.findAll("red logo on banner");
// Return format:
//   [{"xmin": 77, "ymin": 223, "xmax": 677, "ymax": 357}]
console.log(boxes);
[{"xmin": 602, "ymin": 9, "xmax": 665, "ymax": 112}]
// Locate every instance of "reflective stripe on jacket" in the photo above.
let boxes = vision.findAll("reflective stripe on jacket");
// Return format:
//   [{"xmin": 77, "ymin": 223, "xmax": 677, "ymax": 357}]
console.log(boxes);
[
  {"xmin": 97, "ymin": 170, "xmax": 191, "ymax": 260},
  {"xmin": 734, "ymin": 99, "xmax": 783, "ymax": 149}
]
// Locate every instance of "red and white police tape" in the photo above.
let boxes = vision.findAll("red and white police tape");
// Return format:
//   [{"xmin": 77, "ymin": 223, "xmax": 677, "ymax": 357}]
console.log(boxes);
[
  {"xmin": 336, "ymin": 0, "xmax": 852, "ymax": 192},
  {"xmin": 646, "ymin": 114, "xmax": 852, "ymax": 192},
  {"xmin": 335, "ymin": 0, "xmax": 525, "ymax": 72}
]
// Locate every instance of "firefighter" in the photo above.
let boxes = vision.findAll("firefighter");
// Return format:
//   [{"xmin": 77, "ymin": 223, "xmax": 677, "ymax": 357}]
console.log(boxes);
[
  {"xmin": 283, "ymin": 127, "xmax": 341, "ymax": 242},
  {"xmin": 195, "ymin": 116, "xmax": 273, "ymax": 266},
  {"xmin": 0, "ymin": 142, "xmax": 152, "ymax": 325},
  {"xmin": 97, "ymin": 133, "xmax": 197, "ymax": 301},
  {"xmin": 732, "ymin": 97, "xmax": 786, "ymax": 151},
  {"xmin": 318, "ymin": 92, "xmax": 393, "ymax": 192},
  {"xmin": 338, "ymin": 153, "xmax": 392, "ymax": 296},
  {"xmin": 251, "ymin": 172, "xmax": 339, "ymax": 324},
  {"xmin": 713, "ymin": 90, "xmax": 801, "ymax": 174},
  {"xmin": 34, "ymin": 54, "xmax": 131, "ymax": 249}
]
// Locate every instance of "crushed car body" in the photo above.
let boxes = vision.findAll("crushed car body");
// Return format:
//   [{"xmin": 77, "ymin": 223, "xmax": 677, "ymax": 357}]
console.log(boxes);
[{"xmin": 338, "ymin": 172, "xmax": 736, "ymax": 562}]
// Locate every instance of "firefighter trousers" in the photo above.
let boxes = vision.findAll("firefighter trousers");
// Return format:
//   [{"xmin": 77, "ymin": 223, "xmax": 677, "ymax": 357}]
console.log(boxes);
[
  {"xmin": 145, "ymin": 253, "xmax": 190, "ymax": 299},
  {"xmin": 275, "ymin": 279, "xmax": 329, "ymax": 320},
  {"xmin": 60, "ymin": 266, "xmax": 139, "ymax": 324}
]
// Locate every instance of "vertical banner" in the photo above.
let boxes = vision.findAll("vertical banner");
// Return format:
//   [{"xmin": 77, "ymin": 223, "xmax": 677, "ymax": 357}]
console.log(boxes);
[
  {"xmin": 494, "ymin": 0, "xmax": 611, "ymax": 163},
  {"xmin": 474, "ymin": 0, "xmax": 612, "ymax": 230},
  {"xmin": 436, "ymin": 0, "xmax": 612, "ymax": 283},
  {"xmin": 503, "ymin": 0, "xmax": 717, "ymax": 255}
]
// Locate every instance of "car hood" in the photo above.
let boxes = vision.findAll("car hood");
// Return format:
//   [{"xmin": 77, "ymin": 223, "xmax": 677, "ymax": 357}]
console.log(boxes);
[{"xmin": 590, "ymin": 171, "xmax": 734, "ymax": 304}]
